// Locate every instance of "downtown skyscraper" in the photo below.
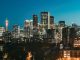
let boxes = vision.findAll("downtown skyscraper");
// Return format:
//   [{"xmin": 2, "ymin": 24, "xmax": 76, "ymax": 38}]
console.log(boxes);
[{"xmin": 41, "ymin": 12, "xmax": 50, "ymax": 29}]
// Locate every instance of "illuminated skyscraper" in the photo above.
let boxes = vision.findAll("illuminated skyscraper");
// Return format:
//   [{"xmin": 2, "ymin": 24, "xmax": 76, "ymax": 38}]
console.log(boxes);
[
  {"xmin": 41, "ymin": 12, "xmax": 50, "ymax": 29},
  {"xmin": 24, "ymin": 20, "xmax": 33, "ymax": 38},
  {"xmin": 12, "ymin": 24, "xmax": 20, "ymax": 38},
  {"xmin": 0, "ymin": 27, "xmax": 4, "ymax": 37},
  {"xmin": 58, "ymin": 21, "xmax": 65, "ymax": 42}
]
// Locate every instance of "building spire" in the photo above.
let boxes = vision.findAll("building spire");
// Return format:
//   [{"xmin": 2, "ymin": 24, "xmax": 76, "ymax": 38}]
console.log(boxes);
[{"xmin": 5, "ymin": 18, "xmax": 9, "ymax": 31}]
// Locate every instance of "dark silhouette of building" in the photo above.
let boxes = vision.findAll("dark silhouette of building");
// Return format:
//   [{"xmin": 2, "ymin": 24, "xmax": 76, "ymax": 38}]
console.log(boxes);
[
  {"xmin": 46, "ymin": 29, "xmax": 54, "ymax": 39},
  {"xmin": 50, "ymin": 16, "xmax": 54, "ymax": 24},
  {"xmin": 69, "ymin": 27, "xmax": 76, "ymax": 47},
  {"xmin": 50, "ymin": 16, "xmax": 54, "ymax": 29},
  {"xmin": 62, "ymin": 27, "xmax": 76, "ymax": 48},
  {"xmin": 2, "ymin": 31, "xmax": 13, "ymax": 43},
  {"xmin": 33, "ymin": 15, "xmax": 38, "ymax": 28},
  {"xmin": 59, "ymin": 21, "xmax": 65, "ymax": 27},
  {"xmin": 62, "ymin": 27, "xmax": 68, "ymax": 48}
]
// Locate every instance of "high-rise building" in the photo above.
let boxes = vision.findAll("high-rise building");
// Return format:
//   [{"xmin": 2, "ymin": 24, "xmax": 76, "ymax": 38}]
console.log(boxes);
[
  {"xmin": 24, "ymin": 20, "xmax": 33, "ymax": 38},
  {"xmin": 29, "ymin": 20, "xmax": 33, "ymax": 37},
  {"xmin": 62, "ymin": 27, "xmax": 68, "ymax": 48},
  {"xmin": 62, "ymin": 27, "xmax": 76, "ymax": 48},
  {"xmin": 24, "ymin": 20, "xmax": 30, "ymax": 27},
  {"xmin": 19, "ymin": 28, "xmax": 24, "ymax": 37},
  {"xmin": 50, "ymin": 16, "xmax": 54, "ymax": 29},
  {"xmin": 3, "ymin": 31, "xmax": 12, "ymax": 43},
  {"xmin": 33, "ymin": 28, "xmax": 38, "ymax": 38},
  {"xmin": 0, "ymin": 27, "xmax": 4, "ymax": 37},
  {"xmin": 59, "ymin": 21, "xmax": 65, "ymax": 27},
  {"xmin": 0, "ymin": 26, "xmax": 4, "ymax": 52},
  {"xmin": 12, "ymin": 25, "xmax": 20, "ymax": 38},
  {"xmin": 72, "ymin": 23, "xmax": 78, "ymax": 31},
  {"xmin": 0, "ymin": 26, "xmax": 4, "ymax": 51},
  {"xmin": 50, "ymin": 16, "xmax": 54, "ymax": 24},
  {"xmin": 24, "ymin": 20, "xmax": 30, "ymax": 38},
  {"xmin": 58, "ymin": 21, "xmax": 65, "ymax": 43},
  {"xmin": 5, "ymin": 18, "xmax": 9, "ymax": 31},
  {"xmin": 41, "ymin": 12, "xmax": 50, "ymax": 29},
  {"xmin": 69, "ymin": 27, "xmax": 76, "ymax": 47},
  {"xmin": 29, "ymin": 20, "xmax": 33, "ymax": 29},
  {"xmin": 33, "ymin": 15, "xmax": 38, "ymax": 28},
  {"xmin": 24, "ymin": 20, "xmax": 33, "ymax": 29}
]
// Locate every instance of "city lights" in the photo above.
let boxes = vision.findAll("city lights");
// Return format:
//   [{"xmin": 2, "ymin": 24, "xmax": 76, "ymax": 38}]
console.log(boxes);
[{"xmin": 0, "ymin": 11, "xmax": 80, "ymax": 60}]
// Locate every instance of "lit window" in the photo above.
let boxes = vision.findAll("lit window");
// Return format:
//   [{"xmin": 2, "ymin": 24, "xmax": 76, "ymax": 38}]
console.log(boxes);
[{"xmin": 64, "ymin": 51, "xmax": 70, "ymax": 58}]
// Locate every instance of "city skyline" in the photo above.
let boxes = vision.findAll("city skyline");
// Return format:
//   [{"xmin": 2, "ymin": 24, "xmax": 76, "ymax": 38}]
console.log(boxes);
[
  {"xmin": 0, "ymin": 0, "xmax": 80, "ymax": 59},
  {"xmin": 0, "ymin": 0, "xmax": 80, "ymax": 30}
]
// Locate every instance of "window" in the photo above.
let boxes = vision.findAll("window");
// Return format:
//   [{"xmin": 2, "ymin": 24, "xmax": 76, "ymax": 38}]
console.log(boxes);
[{"xmin": 64, "ymin": 51, "xmax": 70, "ymax": 57}]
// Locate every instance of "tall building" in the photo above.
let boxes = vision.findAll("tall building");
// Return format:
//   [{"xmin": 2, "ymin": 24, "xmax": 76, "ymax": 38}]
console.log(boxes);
[
  {"xmin": 24, "ymin": 20, "xmax": 33, "ymax": 38},
  {"xmin": 41, "ymin": 12, "xmax": 50, "ymax": 29},
  {"xmin": 33, "ymin": 15, "xmax": 38, "ymax": 28},
  {"xmin": 12, "ymin": 25, "xmax": 20, "ymax": 38},
  {"xmin": 5, "ymin": 18, "xmax": 9, "ymax": 31},
  {"xmin": 0, "ymin": 26, "xmax": 4, "ymax": 52},
  {"xmin": 50, "ymin": 16, "xmax": 54, "ymax": 24},
  {"xmin": 29, "ymin": 20, "xmax": 33, "ymax": 29},
  {"xmin": 33, "ymin": 28, "xmax": 38, "ymax": 38},
  {"xmin": 62, "ymin": 27, "xmax": 76, "ymax": 48},
  {"xmin": 3, "ymin": 31, "xmax": 12, "ymax": 43},
  {"xmin": 50, "ymin": 16, "xmax": 54, "ymax": 29},
  {"xmin": 0, "ymin": 27, "xmax": 4, "ymax": 37},
  {"xmin": 29, "ymin": 20, "xmax": 33, "ymax": 37},
  {"xmin": 0, "ymin": 26, "xmax": 5, "ymax": 52},
  {"xmin": 72, "ymin": 23, "xmax": 78, "ymax": 31},
  {"xmin": 24, "ymin": 20, "xmax": 33, "ymax": 29},
  {"xmin": 19, "ymin": 28, "xmax": 24, "ymax": 37},
  {"xmin": 24, "ymin": 20, "xmax": 30, "ymax": 27},
  {"xmin": 62, "ymin": 27, "xmax": 68, "ymax": 48},
  {"xmin": 59, "ymin": 21, "xmax": 65, "ymax": 27},
  {"xmin": 69, "ymin": 27, "xmax": 76, "ymax": 47}
]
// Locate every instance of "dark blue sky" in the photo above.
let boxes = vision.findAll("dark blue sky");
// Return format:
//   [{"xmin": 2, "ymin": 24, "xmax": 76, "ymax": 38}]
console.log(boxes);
[{"xmin": 0, "ymin": 0, "xmax": 80, "ymax": 30}]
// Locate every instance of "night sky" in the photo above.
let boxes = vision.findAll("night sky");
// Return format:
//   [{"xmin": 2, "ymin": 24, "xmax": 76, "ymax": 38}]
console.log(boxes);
[{"xmin": 0, "ymin": 0, "xmax": 80, "ymax": 30}]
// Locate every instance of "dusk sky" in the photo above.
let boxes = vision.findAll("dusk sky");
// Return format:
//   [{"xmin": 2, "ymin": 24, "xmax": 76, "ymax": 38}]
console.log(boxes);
[{"xmin": 0, "ymin": 0, "xmax": 80, "ymax": 30}]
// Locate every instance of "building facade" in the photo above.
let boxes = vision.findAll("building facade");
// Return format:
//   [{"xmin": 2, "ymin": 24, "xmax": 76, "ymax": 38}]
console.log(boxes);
[
  {"xmin": 12, "ymin": 25, "xmax": 20, "ymax": 38},
  {"xmin": 24, "ymin": 20, "xmax": 33, "ymax": 38},
  {"xmin": 41, "ymin": 12, "xmax": 50, "ymax": 29},
  {"xmin": 33, "ymin": 15, "xmax": 38, "ymax": 28}
]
